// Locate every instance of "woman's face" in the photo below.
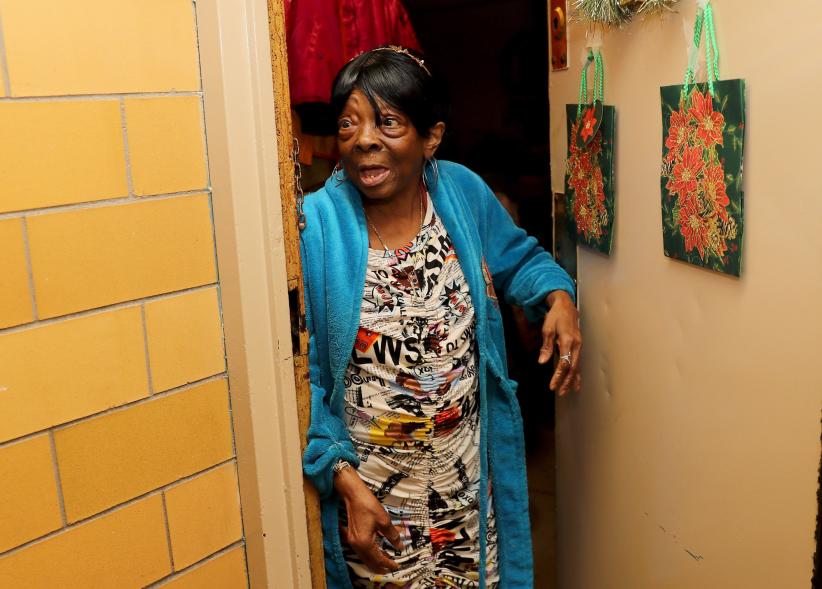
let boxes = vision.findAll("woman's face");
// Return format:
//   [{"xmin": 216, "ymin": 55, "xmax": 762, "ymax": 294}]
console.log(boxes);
[{"xmin": 337, "ymin": 89, "xmax": 443, "ymax": 202}]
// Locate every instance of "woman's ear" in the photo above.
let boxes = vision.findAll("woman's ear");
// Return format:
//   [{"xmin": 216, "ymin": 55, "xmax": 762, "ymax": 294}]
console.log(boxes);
[{"xmin": 423, "ymin": 122, "xmax": 446, "ymax": 158}]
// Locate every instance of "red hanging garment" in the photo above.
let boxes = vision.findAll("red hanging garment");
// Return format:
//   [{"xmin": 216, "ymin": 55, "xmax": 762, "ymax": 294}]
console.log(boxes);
[{"xmin": 285, "ymin": 0, "xmax": 421, "ymax": 106}]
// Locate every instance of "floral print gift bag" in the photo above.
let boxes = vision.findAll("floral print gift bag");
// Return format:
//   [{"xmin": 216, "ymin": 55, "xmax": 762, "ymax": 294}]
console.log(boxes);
[
  {"xmin": 660, "ymin": 0, "xmax": 745, "ymax": 276},
  {"xmin": 565, "ymin": 49, "xmax": 616, "ymax": 255}
]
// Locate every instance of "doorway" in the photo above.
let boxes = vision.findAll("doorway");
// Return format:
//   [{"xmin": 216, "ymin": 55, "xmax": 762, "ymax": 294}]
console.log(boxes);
[
  {"xmin": 402, "ymin": 1, "xmax": 559, "ymax": 587},
  {"xmin": 279, "ymin": 0, "xmax": 563, "ymax": 585}
]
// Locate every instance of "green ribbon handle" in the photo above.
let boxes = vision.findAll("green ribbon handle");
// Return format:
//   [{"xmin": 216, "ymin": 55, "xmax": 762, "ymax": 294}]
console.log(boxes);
[
  {"xmin": 577, "ymin": 50, "xmax": 593, "ymax": 118},
  {"xmin": 577, "ymin": 49, "xmax": 606, "ymax": 118},
  {"xmin": 683, "ymin": 0, "xmax": 720, "ymax": 99}
]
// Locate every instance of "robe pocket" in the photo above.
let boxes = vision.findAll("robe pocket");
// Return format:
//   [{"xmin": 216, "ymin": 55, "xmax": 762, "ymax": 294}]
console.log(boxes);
[
  {"xmin": 497, "ymin": 374, "xmax": 519, "ymax": 397},
  {"xmin": 492, "ymin": 374, "xmax": 525, "ymax": 431},
  {"xmin": 487, "ymin": 357, "xmax": 519, "ymax": 399}
]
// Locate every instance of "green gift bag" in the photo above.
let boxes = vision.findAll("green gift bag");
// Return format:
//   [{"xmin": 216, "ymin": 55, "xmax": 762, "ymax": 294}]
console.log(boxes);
[
  {"xmin": 660, "ymin": 1, "xmax": 745, "ymax": 276},
  {"xmin": 565, "ymin": 49, "xmax": 616, "ymax": 255}
]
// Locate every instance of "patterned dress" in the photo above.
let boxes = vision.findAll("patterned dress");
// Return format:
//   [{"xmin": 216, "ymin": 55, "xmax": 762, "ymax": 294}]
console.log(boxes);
[{"xmin": 342, "ymin": 196, "xmax": 500, "ymax": 588}]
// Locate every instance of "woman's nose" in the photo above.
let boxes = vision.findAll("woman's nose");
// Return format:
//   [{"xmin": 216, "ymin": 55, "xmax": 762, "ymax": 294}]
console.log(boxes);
[{"xmin": 354, "ymin": 122, "xmax": 381, "ymax": 151}]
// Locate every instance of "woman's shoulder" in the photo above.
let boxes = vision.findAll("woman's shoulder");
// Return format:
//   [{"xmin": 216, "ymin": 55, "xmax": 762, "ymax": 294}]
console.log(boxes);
[
  {"xmin": 302, "ymin": 184, "xmax": 334, "ymax": 216},
  {"xmin": 438, "ymin": 160, "xmax": 486, "ymax": 188},
  {"xmin": 300, "ymin": 183, "xmax": 360, "ymax": 253},
  {"xmin": 302, "ymin": 180, "xmax": 350, "ymax": 227},
  {"xmin": 299, "ymin": 188, "xmax": 333, "ymax": 254},
  {"xmin": 437, "ymin": 160, "xmax": 495, "ymax": 216}
]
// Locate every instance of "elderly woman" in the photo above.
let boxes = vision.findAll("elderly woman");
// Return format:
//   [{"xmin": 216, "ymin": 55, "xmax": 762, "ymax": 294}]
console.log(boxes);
[{"xmin": 300, "ymin": 46, "xmax": 581, "ymax": 589}]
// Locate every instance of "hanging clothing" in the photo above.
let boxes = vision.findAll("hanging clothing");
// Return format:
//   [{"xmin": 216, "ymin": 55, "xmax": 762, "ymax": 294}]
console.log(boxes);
[
  {"xmin": 341, "ymin": 197, "xmax": 499, "ymax": 587},
  {"xmin": 284, "ymin": 0, "xmax": 421, "ymax": 106},
  {"xmin": 300, "ymin": 160, "xmax": 576, "ymax": 588}
]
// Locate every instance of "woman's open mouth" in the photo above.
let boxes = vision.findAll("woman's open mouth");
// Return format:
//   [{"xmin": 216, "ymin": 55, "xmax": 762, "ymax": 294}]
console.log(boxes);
[{"xmin": 358, "ymin": 165, "xmax": 390, "ymax": 187}]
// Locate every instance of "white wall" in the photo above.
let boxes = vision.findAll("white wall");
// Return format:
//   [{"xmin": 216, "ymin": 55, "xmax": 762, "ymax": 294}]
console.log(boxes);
[{"xmin": 550, "ymin": 2, "xmax": 822, "ymax": 587}]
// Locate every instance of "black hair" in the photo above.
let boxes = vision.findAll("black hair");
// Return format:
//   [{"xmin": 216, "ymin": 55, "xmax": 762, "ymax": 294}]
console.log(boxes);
[{"xmin": 330, "ymin": 47, "xmax": 449, "ymax": 138}]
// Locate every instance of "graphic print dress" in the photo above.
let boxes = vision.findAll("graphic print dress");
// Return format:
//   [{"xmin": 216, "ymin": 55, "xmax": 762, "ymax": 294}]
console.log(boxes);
[{"xmin": 342, "ymin": 197, "xmax": 499, "ymax": 588}]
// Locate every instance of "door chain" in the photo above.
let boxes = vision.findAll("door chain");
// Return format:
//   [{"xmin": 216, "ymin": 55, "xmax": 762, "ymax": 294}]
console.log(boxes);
[{"xmin": 293, "ymin": 137, "xmax": 306, "ymax": 230}]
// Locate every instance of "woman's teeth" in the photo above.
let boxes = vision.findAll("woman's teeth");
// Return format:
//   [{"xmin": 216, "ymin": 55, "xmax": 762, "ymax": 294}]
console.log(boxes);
[{"xmin": 360, "ymin": 167, "xmax": 389, "ymax": 186}]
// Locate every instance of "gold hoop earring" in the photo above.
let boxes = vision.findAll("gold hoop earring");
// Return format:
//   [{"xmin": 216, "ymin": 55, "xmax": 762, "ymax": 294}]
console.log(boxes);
[
  {"xmin": 424, "ymin": 157, "xmax": 439, "ymax": 191},
  {"xmin": 332, "ymin": 161, "xmax": 346, "ymax": 186}
]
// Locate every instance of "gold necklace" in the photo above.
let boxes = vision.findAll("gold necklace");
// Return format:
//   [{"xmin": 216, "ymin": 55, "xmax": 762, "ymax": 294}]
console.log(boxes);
[
  {"xmin": 364, "ymin": 191, "xmax": 426, "ymax": 300},
  {"xmin": 363, "ymin": 190, "xmax": 424, "ymax": 255}
]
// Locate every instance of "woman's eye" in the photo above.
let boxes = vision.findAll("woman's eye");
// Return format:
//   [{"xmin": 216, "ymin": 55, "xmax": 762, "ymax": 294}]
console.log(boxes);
[
  {"xmin": 338, "ymin": 119, "xmax": 352, "ymax": 130},
  {"xmin": 382, "ymin": 117, "xmax": 398, "ymax": 127}
]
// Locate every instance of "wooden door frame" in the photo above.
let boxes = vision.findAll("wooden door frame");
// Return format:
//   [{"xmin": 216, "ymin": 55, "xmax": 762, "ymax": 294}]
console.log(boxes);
[{"xmin": 197, "ymin": 0, "xmax": 324, "ymax": 587}]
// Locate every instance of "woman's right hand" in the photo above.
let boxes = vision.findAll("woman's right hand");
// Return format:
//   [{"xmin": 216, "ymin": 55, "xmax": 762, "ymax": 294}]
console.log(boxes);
[{"xmin": 334, "ymin": 466, "xmax": 403, "ymax": 574}]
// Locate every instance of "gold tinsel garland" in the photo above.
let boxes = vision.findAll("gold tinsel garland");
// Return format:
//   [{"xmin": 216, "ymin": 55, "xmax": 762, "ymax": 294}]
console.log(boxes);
[{"xmin": 572, "ymin": 0, "xmax": 680, "ymax": 27}]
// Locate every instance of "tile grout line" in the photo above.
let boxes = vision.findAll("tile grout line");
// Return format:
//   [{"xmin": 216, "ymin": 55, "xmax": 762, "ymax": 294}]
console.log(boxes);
[
  {"xmin": 159, "ymin": 457, "xmax": 236, "ymax": 494},
  {"xmin": 224, "ymin": 362, "xmax": 240, "ymax": 470},
  {"xmin": 19, "ymin": 217, "xmax": 39, "ymax": 321},
  {"xmin": 191, "ymin": 0, "xmax": 211, "ymax": 192},
  {"xmin": 219, "ymin": 317, "xmax": 239, "ymax": 469},
  {"xmin": 0, "ymin": 491, "xmax": 162, "ymax": 559},
  {"xmin": 140, "ymin": 303, "xmax": 156, "ymax": 395},
  {"xmin": 224, "ymin": 444, "xmax": 250, "ymax": 579},
  {"xmin": 0, "ymin": 456, "xmax": 238, "ymax": 560},
  {"xmin": 0, "ymin": 90, "xmax": 202, "ymax": 103},
  {"xmin": 0, "ymin": 188, "xmax": 211, "ymax": 221},
  {"xmin": 0, "ymin": 282, "xmax": 217, "ymax": 337},
  {"xmin": 120, "ymin": 97, "xmax": 135, "ymax": 198},
  {"xmin": 0, "ymin": 490, "xmax": 170, "ymax": 559},
  {"xmin": 0, "ymin": 8, "xmax": 11, "ymax": 96},
  {"xmin": 0, "ymin": 372, "xmax": 227, "ymax": 450},
  {"xmin": 191, "ymin": 0, "xmax": 205, "ymax": 95},
  {"xmin": 146, "ymin": 539, "xmax": 245, "ymax": 588},
  {"xmin": 0, "ymin": 430, "xmax": 46, "ymax": 450},
  {"xmin": 160, "ymin": 492, "xmax": 177, "ymax": 572},
  {"xmin": 47, "ymin": 430, "xmax": 69, "ymax": 527},
  {"xmin": 51, "ymin": 372, "xmax": 227, "ymax": 433}
]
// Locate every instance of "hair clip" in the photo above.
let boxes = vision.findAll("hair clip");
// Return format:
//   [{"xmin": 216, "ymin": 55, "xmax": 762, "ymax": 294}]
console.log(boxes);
[{"xmin": 372, "ymin": 45, "xmax": 432, "ymax": 76}]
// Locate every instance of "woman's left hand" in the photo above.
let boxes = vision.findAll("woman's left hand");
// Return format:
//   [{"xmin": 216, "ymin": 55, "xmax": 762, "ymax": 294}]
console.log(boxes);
[{"xmin": 537, "ymin": 290, "xmax": 582, "ymax": 396}]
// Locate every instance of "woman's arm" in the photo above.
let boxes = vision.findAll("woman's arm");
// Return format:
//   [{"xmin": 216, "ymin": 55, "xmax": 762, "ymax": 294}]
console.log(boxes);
[
  {"xmin": 300, "ymin": 238, "xmax": 403, "ymax": 570},
  {"xmin": 302, "ymin": 312, "xmax": 403, "ymax": 572},
  {"xmin": 538, "ymin": 290, "xmax": 582, "ymax": 395},
  {"xmin": 301, "ymin": 309, "xmax": 361, "ymax": 499},
  {"xmin": 333, "ymin": 466, "xmax": 402, "ymax": 573},
  {"xmin": 480, "ymin": 183, "xmax": 576, "ymax": 314},
  {"xmin": 479, "ymin": 184, "xmax": 582, "ymax": 395}
]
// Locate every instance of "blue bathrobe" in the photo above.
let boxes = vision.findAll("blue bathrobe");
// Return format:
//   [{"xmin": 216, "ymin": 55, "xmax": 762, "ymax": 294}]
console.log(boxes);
[{"xmin": 300, "ymin": 160, "xmax": 575, "ymax": 588}]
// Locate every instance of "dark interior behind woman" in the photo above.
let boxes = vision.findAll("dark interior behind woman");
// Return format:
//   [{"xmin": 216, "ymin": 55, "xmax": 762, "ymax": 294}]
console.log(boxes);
[{"xmin": 300, "ymin": 46, "xmax": 582, "ymax": 588}]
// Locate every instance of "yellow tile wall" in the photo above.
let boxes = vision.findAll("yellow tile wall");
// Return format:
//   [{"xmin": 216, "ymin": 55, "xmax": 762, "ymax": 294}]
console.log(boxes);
[
  {"xmin": 0, "ymin": 495, "xmax": 170, "ymax": 588},
  {"xmin": 145, "ymin": 287, "xmax": 226, "ymax": 393},
  {"xmin": 165, "ymin": 463, "xmax": 243, "ymax": 568},
  {"xmin": 27, "ymin": 194, "xmax": 217, "ymax": 319},
  {"xmin": 0, "ymin": 307, "xmax": 148, "ymax": 443},
  {"xmin": 0, "ymin": 0, "xmax": 200, "ymax": 96},
  {"xmin": 0, "ymin": 218, "xmax": 33, "ymax": 328},
  {"xmin": 55, "ymin": 379, "xmax": 234, "ymax": 523},
  {"xmin": 0, "ymin": 100, "xmax": 127, "ymax": 213},
  {"xmin": 0, "ymin": 435, "xmax": 62, "ymax": 552},
  {"xmin": 161, "ymin": 547, "xmax": 248, "ymax": 589},
  {"xmin": 126, "ymin": 96, "xmax": 208, "ymax": 196},
  {"xmin": 0, "ymin": 0, "xmax": 248, "ymax": 582}
]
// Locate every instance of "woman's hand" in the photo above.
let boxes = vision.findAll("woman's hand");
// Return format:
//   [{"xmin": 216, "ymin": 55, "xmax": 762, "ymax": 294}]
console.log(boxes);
[
  {"xmin": 334, "ymin": 466, "xmax": 403, "ymax": 574},
  {"xmin": 537, "ymin": 290, "xmax": 582, "ymax": 396}
]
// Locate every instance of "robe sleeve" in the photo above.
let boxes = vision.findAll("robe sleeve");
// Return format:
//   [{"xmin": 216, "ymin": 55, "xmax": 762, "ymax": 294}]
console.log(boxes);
[
  {"xmin": 479, "ymin": 181, "xmax": 576, "ymax": 321},
  {"xmin": 300, "ymin": 242, "xmax": 360, "ymax": 500}
]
